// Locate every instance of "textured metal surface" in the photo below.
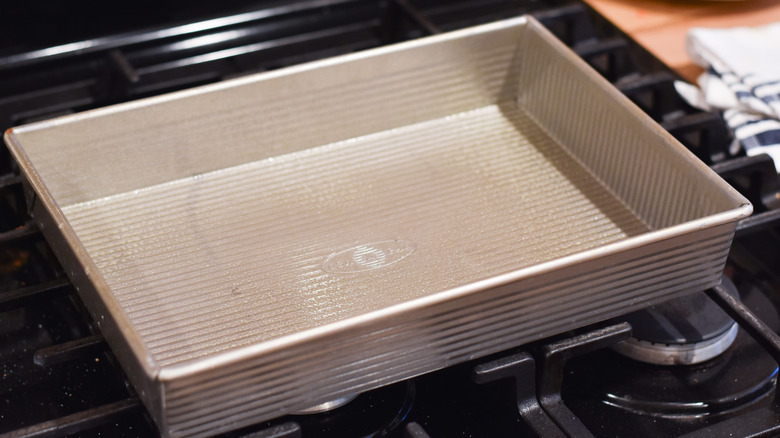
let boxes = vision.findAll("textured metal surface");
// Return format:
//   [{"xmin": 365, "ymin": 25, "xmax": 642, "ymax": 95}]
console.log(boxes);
[
  {"xmin": 4, "ymin": 17, "xmax": 751, "ymax": 438},
  {"xmin": 61, "ymin": 103, "xmax": 648, "ymax": 366}
]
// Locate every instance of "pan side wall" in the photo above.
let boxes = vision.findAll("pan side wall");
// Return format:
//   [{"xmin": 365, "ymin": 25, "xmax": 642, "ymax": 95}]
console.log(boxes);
[
  {"xmin": 160, "ymin": 222, "xmax": 735, "ymax": 438},
  {"xmin": 516, "ymin": 20, "xmax": 741, "ymax": 230}
]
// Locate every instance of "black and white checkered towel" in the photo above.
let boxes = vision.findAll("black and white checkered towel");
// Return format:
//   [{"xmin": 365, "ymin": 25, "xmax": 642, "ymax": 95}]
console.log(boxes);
[{"xmin": 676, "ymin": 23, "xmax": 780, "ymax": 171}]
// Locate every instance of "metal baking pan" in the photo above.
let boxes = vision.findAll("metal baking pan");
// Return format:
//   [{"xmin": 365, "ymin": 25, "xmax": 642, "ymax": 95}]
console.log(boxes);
[{"xmin": 5, "ymin": 16, "xmax": 751, "ymax": 438}]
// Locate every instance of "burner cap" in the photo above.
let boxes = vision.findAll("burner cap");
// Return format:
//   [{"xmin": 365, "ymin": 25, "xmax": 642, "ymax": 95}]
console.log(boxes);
[{"xmin": 612, "ymin": 275, "xmax": 740, "ymax": 365}]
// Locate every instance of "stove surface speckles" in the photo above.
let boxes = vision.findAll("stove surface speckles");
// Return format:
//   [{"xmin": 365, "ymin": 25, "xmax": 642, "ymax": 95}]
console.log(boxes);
[{"xmin": 61, "ymin": 104, "xmax": 648, "ymax": 366}]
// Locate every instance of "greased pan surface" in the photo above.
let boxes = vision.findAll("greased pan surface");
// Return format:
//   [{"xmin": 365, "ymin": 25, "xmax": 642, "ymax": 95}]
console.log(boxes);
[{"xmin": 5, "ymin": 16, "xmax": 751, "ymax": 438}]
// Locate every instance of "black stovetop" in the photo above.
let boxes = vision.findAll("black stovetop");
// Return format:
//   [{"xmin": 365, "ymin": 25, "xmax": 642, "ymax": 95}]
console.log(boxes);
[{"xmin": 2, "ymin": 1, "xmax": 780, "ymax": 437}]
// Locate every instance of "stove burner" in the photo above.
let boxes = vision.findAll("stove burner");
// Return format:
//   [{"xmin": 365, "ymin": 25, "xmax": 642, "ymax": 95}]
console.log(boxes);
[
  {"xmin": 589, "ymin": 329, "xmax": 778, "ymax": 419},
  {"xmin": 614, "ymin": 323, "xmax": 739, "ymax": 366},
  {"xmin": 293, "ymin": 394, "xmax": 358, "ymax": 414},
  {"xmin": 288, "ymin": 379, "xmax": 416, "ymax": 437},
  {"xmin": 564, "ymin": 277, "xmax": 780, "ymax": 436},
  {"xmin": 612, "ymin": 276, "xmax": 740, "ymax": 365}
]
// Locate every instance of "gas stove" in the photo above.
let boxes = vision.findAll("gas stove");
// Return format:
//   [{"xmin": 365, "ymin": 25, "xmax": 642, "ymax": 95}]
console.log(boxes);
[{"xmin": 2, "ymin": 1, "xmax": 780, "ymax": 437}]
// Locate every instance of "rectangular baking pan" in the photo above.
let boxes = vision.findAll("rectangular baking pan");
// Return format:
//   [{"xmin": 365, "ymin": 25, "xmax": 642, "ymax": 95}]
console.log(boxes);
[{"xmin": 5, "ymin": 16, "xmax": 751, "ymax": 438}]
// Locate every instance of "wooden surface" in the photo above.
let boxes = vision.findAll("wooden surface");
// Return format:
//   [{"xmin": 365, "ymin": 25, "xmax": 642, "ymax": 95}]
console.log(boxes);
[{"xmin": 583, "ymin": 0, "xmax": 780, "ymax": 82}]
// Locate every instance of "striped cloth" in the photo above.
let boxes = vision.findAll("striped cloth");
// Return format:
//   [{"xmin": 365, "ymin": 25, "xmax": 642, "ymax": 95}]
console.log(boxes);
[{"xmin": 679, "ymin": 23, "xmax": 780, "ymax": 171}]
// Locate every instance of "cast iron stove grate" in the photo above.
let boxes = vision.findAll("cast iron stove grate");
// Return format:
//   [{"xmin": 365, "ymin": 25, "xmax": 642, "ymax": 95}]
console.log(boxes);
[{"xmin": 1, "ymin": 1, "xmax": 780, "ymax": 437}]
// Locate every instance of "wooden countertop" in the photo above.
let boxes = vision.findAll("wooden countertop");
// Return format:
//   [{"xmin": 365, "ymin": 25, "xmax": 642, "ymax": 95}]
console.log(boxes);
[{"xmin": 582, "ymin": 0, "xmax": 780, "ymax": 82}]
